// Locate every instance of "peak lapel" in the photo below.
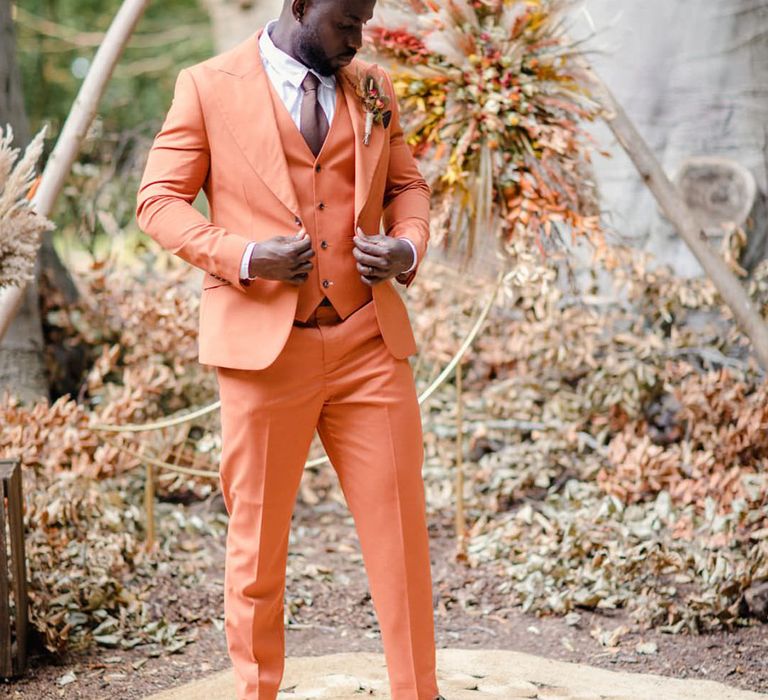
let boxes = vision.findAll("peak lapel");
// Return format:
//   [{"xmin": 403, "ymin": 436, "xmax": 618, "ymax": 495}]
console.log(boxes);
[
  {"xmin": 338, "ymin": 64, "xmax": 386, "ymax": 228},
  {"xmin": 210, "ymin": 30, "xmax": 301, "ymax": 220}
]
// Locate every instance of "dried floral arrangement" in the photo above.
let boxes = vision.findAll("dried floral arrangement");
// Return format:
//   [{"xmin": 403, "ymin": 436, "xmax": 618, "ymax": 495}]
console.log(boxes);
[
  {"xmin": 0, "ymin": 124, "xmax": 54, "ymax": 288},
  {"xmin": 364, "ymin": 0, "xmax": 604, "ymax": 261}
]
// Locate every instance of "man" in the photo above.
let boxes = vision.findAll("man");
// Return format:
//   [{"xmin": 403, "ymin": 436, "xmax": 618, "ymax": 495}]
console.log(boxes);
[{"xmin": 136, "ymin": 0, "xmax": 445, "ymax": 698}]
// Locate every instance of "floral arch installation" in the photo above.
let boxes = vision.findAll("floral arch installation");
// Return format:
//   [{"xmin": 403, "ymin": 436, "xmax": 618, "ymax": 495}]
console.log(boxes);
[
  {"xmin": 87, "ymin": 0, "xmax": 613, "ymax": 479},
  {"xmin": 40, "ymin": 0, "xmax": 768, "ymax": 484}
]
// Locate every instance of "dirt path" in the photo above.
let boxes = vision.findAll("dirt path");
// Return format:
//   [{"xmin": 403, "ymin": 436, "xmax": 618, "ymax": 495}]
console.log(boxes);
[
  {"xmin": 3, "ymin": 500, "xmax": 766, "ymax": 699},
  {"xmin": 143, "ymin": 648, "xmax": 767, "ymax": 700}
]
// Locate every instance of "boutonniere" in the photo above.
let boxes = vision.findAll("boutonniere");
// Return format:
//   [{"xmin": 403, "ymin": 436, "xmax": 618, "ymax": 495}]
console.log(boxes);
[{"xmin": 354, "ymin": 68, "xmax": 392, "ymax": 146}]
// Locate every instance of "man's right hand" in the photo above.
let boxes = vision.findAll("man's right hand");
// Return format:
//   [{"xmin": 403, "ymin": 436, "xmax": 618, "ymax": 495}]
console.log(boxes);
[{"xmin": 248, "ymin": 230, "xmax": 314, "ymax": 285}]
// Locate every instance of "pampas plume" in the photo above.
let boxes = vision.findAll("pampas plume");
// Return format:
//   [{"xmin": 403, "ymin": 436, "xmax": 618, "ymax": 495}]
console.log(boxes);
[{"xmin": 0, "ymin": 123, "xmax": 55, "ymax": 288}]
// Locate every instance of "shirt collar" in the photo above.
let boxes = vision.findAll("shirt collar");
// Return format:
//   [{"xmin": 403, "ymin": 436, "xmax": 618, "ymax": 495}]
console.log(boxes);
[{"xmin": 259, "ymin": 20, "xmax": 336, "ymax": 90}]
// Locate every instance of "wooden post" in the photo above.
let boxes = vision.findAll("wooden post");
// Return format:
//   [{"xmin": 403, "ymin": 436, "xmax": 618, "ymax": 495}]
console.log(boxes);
[
  {"xmin": 144, "ymin": 462, "xmax": 155, "ymax": 550},
  {"xmin": 455, "ymin": 360, "xmax": 467, "ymax": 558},
  {"xmin": 0, "ymin": 458, "xmax": 28, "ymax": 677}
]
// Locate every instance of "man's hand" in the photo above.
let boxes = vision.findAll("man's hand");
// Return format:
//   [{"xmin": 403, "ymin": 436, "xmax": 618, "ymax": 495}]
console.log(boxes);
[
  {"xmin": 352, "ymin": 227, "xmax": 414, "ymax": 286},
  {"xmin": 249, "ymin": 230, "xmax": 314, "ymax": 285}
]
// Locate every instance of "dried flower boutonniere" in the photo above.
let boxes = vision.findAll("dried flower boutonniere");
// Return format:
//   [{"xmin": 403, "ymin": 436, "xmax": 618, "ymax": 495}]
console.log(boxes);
[{"xmin": 354, "ymin": 68, "xmax": 392, "ymax": 146}]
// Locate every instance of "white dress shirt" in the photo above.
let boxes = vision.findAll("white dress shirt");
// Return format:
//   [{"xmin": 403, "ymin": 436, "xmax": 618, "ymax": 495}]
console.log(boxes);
[{"xmin": 239, "ymin": 19, "xmax": 417, "ymax": 281}]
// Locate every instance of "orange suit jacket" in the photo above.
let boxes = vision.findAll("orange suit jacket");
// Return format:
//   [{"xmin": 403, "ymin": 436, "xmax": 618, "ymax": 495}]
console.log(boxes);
[{"xmin": 135, "ymin": 29, "xmax": 430, "ymax": 370}]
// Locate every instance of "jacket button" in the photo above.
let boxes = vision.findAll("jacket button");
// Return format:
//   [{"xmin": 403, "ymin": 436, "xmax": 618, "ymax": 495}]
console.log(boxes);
[
  {"xmin": 320, "ymin": 240, "xmax": 328, "ymax": 249},
  {"xmin": 315, "ymin": 164, "xmax": 322, "ymax": 173},
  {"xmin": 318, "ymin": 202, "xmax": 325, "ymax": 210},
  {"xmin": 322, "ymin": 279, "xmax": 330, "ymax": 288}
]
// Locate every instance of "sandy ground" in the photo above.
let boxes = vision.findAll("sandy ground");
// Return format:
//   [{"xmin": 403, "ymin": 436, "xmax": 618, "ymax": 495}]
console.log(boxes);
[{"xmin": 143, "ymin": 648, "xmax": 767, "ymax": 700}]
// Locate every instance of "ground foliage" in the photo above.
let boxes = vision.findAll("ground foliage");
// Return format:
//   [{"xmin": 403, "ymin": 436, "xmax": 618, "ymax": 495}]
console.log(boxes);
[
  {"xmin": 1, "ymin": 259, "xmax": 218, "ymax": 654},
  {"xmin": 20, "ymin": 470, "xmax": 219, "ymax": 656},
  {"xmin": 417, "ymin": 251, "xmax": 768, "ymax": 634},
  {"xmin": 2, "ymin": 239, "xmax": 767, "ymax": 654}
]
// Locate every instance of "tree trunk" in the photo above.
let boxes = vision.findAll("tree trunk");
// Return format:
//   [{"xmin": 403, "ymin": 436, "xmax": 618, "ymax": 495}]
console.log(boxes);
[
  {"xmin": 589, "ymin": 72, "xmax": 768, "ymax": 370},
  {"xmin": 577, "ymin": 0, "xmax": 768, "ymax": 276},
  {"xmin": 0, "ymin": 0, "xmax": 48, "ymax": 405},
  {"xmin": 0, "ymin": 1, "xmax": 28, "ymax": 146}
]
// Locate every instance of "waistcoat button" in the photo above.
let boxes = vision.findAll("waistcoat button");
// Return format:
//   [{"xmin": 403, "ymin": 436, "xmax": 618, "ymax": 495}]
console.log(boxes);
[
  {"xmin": 322, "ymin": 279, "xmax": 330, "ymax": 288},
  {"xmin": 320, "ymin": 240, "xmax": 328, "ymax": 249},
  {"xmin": 318, "ymin": 202, "xmax": 325, "ymax": 210}
]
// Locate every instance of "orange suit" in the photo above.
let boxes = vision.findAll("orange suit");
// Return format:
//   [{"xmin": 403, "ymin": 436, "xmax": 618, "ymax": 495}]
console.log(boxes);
[{"xmin": 136, "ymin": 28, "xmax": 440, "ymax": 700}]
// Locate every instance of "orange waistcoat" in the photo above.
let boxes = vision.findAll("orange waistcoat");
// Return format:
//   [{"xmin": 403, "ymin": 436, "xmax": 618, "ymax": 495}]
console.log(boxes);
[{"xmin": 268, "ymin": 80, "xmax": 372, "ymax": 322}]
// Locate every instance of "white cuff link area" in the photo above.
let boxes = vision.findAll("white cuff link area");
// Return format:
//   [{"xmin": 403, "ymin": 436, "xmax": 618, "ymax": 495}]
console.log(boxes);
[{"xmin": 401, "ymin": 237, "xmax": 418, "ymax": 274}]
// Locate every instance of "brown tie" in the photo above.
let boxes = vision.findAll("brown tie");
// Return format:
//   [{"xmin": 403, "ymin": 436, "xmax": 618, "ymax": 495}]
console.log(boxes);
[{"xmin": 300, "ymin": 72, "xmax": 329, "ymax": 157}]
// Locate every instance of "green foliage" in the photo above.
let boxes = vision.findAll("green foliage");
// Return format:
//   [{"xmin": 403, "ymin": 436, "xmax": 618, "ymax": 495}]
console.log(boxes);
[
  {"xmin": 13, "ymin": 0, "xmax": 215, "ymax": 261},
  {"xmin": 16, "ymin": 0, "xmax": 214, "ymax": 138}
]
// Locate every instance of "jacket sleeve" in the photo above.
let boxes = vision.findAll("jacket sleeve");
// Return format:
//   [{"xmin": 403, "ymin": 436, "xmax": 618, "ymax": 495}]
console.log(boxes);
[
  {"xmin": 135, "ymin": 67, "xmax": 252, "ymax": 293},
  {"xmin": 380, "ymin": 70, "xmax": 431, "ymax": 289}
]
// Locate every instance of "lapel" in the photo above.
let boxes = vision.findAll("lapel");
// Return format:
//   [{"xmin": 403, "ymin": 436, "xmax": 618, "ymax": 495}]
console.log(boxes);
[
  {"xmin": 209, "ymin": 30, "xmax": 300, "ymax": 220},
  {"xmin": 208, "ymin": 30, "xmax": 386, "ymax": 225},
  {"xmin": 337, "ymin": 63, "xmax": 387, "ymax": 225}
]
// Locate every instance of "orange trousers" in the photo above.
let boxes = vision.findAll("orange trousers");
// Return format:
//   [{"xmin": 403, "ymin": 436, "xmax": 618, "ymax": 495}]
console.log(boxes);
[{"xmin": 215, "ymin": 300, "xmax": 440, "ymax": 700}]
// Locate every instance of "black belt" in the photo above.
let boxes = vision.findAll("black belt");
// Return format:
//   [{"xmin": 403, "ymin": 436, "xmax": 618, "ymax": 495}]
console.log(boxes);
[{"xmin": 293, "ymin": 297, "xmax": 340, "ymax": 328}]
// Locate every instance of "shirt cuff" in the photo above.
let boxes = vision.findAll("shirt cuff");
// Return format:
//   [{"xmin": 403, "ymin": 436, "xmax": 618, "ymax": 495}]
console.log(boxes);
[
  {"xmin": 401, "ymin": 238, "xmax": 417, "ymax": 274},
  {"xmin": 240, "ymin": 241, "xmax": 258, "ymax": 281}
]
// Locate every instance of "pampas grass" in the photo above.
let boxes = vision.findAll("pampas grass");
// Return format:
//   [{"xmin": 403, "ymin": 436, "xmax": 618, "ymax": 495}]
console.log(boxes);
[{"xmin": 0, "ymin": 124, "xmax": 55, "ymax": 288}]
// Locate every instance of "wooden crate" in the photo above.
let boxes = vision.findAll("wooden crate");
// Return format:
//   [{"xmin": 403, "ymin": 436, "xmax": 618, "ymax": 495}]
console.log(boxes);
[{"xmin": 0, "ymin": 458, "xmax": 28, "ymax": 677}]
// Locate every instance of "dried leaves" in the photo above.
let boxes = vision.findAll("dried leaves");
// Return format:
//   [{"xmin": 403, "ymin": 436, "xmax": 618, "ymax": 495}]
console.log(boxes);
[
  {"xmin": 465, "ymin": 480, "xmax": 767, "ymax": 632},
  {"xmin": 22, "ymin": 469, "xmax": 219, "ymax": 655},
  {"xmin": 600, "ymin": 366, "xmax": 768, "ymax": 521},
  {"xmin": 24, "ymin": 472, "xmax": 146, "ymax": 654},
  {"xmin": 1, "ymin": 260, "xmax": 218, "ymax": 475},
  {"xmin": 409, "ymin": 246, "xmax": 768, "ymax": 633},
  {"xmin": 1, "ymin": 261, "xmax": 221, "ymax": 655},
  {"xmin": 2, "ymin": 233, "xmax": 767, "ymax": 655}
]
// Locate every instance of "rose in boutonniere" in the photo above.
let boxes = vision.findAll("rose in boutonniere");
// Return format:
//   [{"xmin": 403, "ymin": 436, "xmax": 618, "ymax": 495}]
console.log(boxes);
[{"xmin": 354, "ymin": 68, "xmax": 392, "ymax": 146}]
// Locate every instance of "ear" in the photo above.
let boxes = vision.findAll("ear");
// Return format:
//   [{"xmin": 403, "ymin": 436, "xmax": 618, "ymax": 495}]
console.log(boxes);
[{"xmin": 291, "ymin": 0, "xmax": 306, "ymax": 21}]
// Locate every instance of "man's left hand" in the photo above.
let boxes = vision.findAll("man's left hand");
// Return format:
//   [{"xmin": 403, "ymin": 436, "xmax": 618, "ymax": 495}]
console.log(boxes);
[{"xmin": 352, "ymin": 227, "xmax": 414, "ymax": 286}]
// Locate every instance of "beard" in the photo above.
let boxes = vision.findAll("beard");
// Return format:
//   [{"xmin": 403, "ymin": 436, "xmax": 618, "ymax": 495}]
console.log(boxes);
[{"xmin": 294, "ymin": 26, "xmax": 336, "ymax": 76}]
